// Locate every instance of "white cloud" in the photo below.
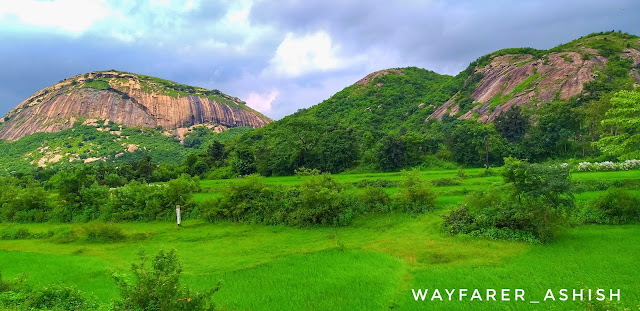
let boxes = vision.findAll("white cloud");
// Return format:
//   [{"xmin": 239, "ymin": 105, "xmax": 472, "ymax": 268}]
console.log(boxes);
[
  {"xmin": 0, "ymin": 0, "xmax": 111, "ymax": 34},
  {"xmin": 245, "ymin": 89, "xmax": 279, "ymax": 113},
  {"xmin": 265, "ymin": 31, "xmax": 347, "ymax": 77}
]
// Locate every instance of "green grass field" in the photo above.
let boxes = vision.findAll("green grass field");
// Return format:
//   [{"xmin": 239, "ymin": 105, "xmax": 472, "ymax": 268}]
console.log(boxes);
[{"xmin": 1, "ymin": 169, "xmax": 639, "ymax": 310}]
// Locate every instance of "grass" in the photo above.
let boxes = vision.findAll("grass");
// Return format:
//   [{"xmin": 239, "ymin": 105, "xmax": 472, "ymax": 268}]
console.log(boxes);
[{"xmin": 1, "ymin": 169, "xmax": 639, "ymax": 310}]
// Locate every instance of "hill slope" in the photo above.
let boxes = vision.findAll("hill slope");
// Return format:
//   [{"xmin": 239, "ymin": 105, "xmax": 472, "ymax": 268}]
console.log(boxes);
[
  {"xmin": 0, "ymin": 71, "xmax": 271, "ymax": 140},
  {"xmin": 430, "ymin": 32, "xmax": 640, "ymax": 121},
  {"xmin": 229, "ymin": 32, "xmax": 640, "ymax": 175}
]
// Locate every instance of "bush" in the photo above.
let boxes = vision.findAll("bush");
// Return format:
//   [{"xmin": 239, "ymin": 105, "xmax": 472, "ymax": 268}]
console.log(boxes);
[
  {"xmin": 0, "ymin": 227, "xmax": 32, "ymax": 240},
  {"xmin": 82, "ymin": 223, "xmax": 126, "ymax": 243},
  {"xmin": 442, "ymin": 186, "xmax": 555, "ymax": 243},
  {"xmin": 352, "ymin": 179, "xmax": 399, "ymax": 188},
  {"xmin": 431, "ymin": 178, "xmax": 462, "ymax": 187},
  {"xmin": 0, "ymin": 273, "xmax": 96, "ymax": 310},
  {"xmin": 394, "ymin": 170, "xmax": 436, "ymax": 213},
  {"xmin": 292, "ymin": 175, "xmax": 356, "ymax": 226},
  {"xmin": 586, "ymin": 188, "xmax": 640, "ymax": 224},
  {"xmin": 113, "ymin": 249, "xmax": 218, "ymax": 311},
  {"xmin": 294, "ymin": 167, "xmax": 321, "ymax": 176},
  {"xmin": 441, "ymin": 206, "xmax": 475, "ymax": 235},
  {"xmin": 360, "ymin": 186, "xmax": 391, "ymax": 211},
  {"xmin": 51, "ymin": 227, "xmax": 81, "ymax": 244},
  {"xmin": 22, "ymin": 285, "xmax": 97, "ymax": 310},
  {"xmin": 200, "ymin": 175, "xmax": 356, "ymax": 226},
  {"xmin": 200, "ymin": 175, "xmax": 275, "ymax": 223},
  {"xmin": 1, "ymin": 186, "xmax": 53, "ymax": 222}
]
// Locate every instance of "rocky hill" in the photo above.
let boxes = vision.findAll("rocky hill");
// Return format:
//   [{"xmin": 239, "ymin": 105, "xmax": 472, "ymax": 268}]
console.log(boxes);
[
  {"xmin": 227, "ymin": 32, "xmax": 640, "ymax": 175},
  {"xmin": 0, "ymin": 71, "xmax": 271, "ymax": 140},
  {"xmin": 428, "ymin": 32, "xmax": 640, "ymax": 122}
]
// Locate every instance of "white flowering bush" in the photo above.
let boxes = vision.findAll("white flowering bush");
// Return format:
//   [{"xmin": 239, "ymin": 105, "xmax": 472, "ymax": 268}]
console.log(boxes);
[
  {"xmin": 578, "ymin": 162, "xmax": 595, "ymax": 171},
  {"xmin": 619, "ymin": 159, "xmax": 640, "ymax": 170},
  {"xmin": 576, "ymin": 160, "xmax": 640, "ymax": 172},
  {"xmin": 596, "ymin": 161, "xmax": 617, "ymax": 171}
]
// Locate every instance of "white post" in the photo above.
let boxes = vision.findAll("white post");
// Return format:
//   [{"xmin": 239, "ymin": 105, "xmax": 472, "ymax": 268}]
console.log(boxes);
[{"xmin": 176, "ymin": 205, "xmax": 181, "ymax": 226}]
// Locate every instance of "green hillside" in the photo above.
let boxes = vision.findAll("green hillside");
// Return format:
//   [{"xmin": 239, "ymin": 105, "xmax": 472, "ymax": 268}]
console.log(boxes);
[
  {"xmin": 0, "ymin": 123, "xmax": 252, "ymax": 175},
  {"xmin": 224, "ymin": 31, "xmax": 640, "ymax": 177}
]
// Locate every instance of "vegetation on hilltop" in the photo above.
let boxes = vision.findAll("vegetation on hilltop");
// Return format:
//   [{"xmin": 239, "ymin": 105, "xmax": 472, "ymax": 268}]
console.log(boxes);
[{"xmin": 215, "ymin": 32, "xmax": 640, "ymax": 177}]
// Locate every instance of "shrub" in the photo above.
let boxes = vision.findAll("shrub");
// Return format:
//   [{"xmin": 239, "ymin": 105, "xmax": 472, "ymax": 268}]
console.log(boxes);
[
  {"xmin": 577, "ymin": 159, "xmax": 640, "ymax": 172},
  {"xmin": 443, "ymin": 185, "xmax": 556, "ymax": 243},
  {"xmin": 292, "ymin": 175, "xmax": 356, "ymax": 226},
  {"xmin": 82, "ymin": 223, "xmax": 126, "ymax": 243},
  {"xmin": 200, "ymin": 174, "xmax": 274, "ymax": 223},
  {"xmin": 0, "ymin": 273, "xmax": 96, "ymax": 311},
  {"xmin": 431, "ymin": 178, "xmax": 462, "ymax": 187},
  {"xmin": 360, "ymin": 186, "xmax": 391, "ymax": 211},
  {"xmin": 0, "ymin": 227, "xmax": 32, "ymax": 240},
  {"xmin": 51, "ymin": 227, "xmax": 81, "ymax": 244},
  {"xmin": 394, "ymin": 170, "xmax": 436, "ymax": 213},
  {"xmin": 200, "ymin": 175, "xmax": 356, "ymax": 226},
  {"xmin": 294, "ymin": 167, "xmax": 321, "ymax": 176},
  {"xmin": 1, "ymin": 186, "xmax": 53, "ymax": 222},
  {"xmin": 352, "ymin": 179, "xmax": 399, "ymax": 188},
  {"xmin": 113, "ymin": 249, "xmax": 218, "ymax": 311},
  {"xmin": 587, "ymin": 188, "xmax": 640, "ymax": 224},
  {"xmin": 22, "ymin": 285, "xmax": 97, "ymax": 310},
  {"xmin": 441, "ymin": 206, "xmax": 475, "ymax": 235}
]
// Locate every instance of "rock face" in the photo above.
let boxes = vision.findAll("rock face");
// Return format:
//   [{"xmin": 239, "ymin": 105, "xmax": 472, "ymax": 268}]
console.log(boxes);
[
  {"xmin": 0, "ymin": 71, "xmax": 271, "ymax": 140},
  {"xmin": 428, "ymin": 43, "xmax": 640, "ymax": 123}
]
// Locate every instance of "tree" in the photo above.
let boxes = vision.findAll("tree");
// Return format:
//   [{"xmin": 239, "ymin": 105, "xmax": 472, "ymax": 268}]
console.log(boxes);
[
  {"xmin": 593, "ymin": 90, "xmax": 640, "ymax": 159},
  {"xmin": 113, "ymin": 249, "xmax": 218, "ymax": 311},
  {"xmin": 525, "ymin": 101, "xmax": 580, "ymax": 159},
  {"xmin": 376, "ymin": 135, "xmax": 406, "ymax": 171},
  {"xmin": 278, "ymin": 116, "xmax": 328, "ymax": 166},
  {"xmin": 314, "ymin": 129, "xmax": 358, "ymax": 173},
  {"xmin": 447, "ymin": 121, "xmax": 504, "ymax": 168},
  {"xmin": 502, "ymin": 158, "xmax": 573, "ymax": 227},
  {"xmin": 206, "ymin": 141, "xmax": 225, "ymax": 166},
  {"xmin": 494, "ymin": 106, "xmax": 529, "ymax": 143},
  {"xmin": 231, "ymin": 146, "xmax": 256, "ymax": 176}
]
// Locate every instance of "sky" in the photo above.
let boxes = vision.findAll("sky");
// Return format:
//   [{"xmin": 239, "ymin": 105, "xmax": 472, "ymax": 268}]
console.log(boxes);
[{"xmin": 1, "ymin": 0, "xmax": 639, "ymax": 120}]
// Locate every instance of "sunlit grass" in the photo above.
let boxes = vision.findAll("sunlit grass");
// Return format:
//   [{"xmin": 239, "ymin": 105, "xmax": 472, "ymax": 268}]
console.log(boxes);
[{"xmin": 1, "ymin": 169, "xmax": 639, "ymax": 309}]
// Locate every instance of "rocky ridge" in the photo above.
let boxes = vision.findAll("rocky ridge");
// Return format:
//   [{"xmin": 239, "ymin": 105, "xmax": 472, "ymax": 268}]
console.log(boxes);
[
  {"xmin": 428, "ymin": 37, "xmax": 640, "ymax": 122},
  {"xmin": 0, "ymin": 71, "xmax": 271, "ymax": 140}
]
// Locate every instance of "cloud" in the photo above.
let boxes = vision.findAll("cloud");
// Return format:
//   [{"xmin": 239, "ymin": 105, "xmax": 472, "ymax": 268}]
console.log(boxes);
[
  {"xmin": 0, "ymin": 0, "xmax": 111, "ymax": 34},
  {"xmin": 264, "ymin": 31, "xmax": 349, "ymax": 78},
  {"xmin": 1, "ymin": 0, "xmax": 640, "ymax": 122},
  {"xmin": 245, "ymin": 89, "xmax": 280, "ymax": 112}
]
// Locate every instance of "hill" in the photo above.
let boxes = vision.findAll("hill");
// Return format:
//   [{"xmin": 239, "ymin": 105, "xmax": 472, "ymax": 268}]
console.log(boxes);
[
  {"xmin": 430, "ymin": 31, "xmax": 640, "ymax": 122},
  {"xmin": 228, "ymin": 32, "xmax": 640, "ymax": 176},
  {"xmin": 0, "ymin": 71, "xmax": 271, "ymax": 141},
  {"xmin": 1, "ymin": 32, "xmax": 639, "ymax": 176}
]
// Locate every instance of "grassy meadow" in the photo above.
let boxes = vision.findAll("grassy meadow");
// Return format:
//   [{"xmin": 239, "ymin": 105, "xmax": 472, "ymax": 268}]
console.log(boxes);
[{"xmin": 1, "ymin": 168, "xmax": 639, "ymax": 310}]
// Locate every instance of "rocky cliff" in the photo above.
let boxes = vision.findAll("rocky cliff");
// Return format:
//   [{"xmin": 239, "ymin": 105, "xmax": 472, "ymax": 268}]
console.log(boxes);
[
  {"xmin": 0, "ymin": 71, "xmax": 271, "ymax": 140},
  {"xmin": 428, "ymin": 34, "xmax": 640, "ymax": 122}
]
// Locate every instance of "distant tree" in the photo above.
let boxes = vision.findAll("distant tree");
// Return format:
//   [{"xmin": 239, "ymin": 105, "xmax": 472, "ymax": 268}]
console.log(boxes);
[
  {"xmin": 376, "ymin": 135, "xmax": 406, "ymax": 171},
  {"xmin": 494, "ymin": 106, "xmax": 529, "ymax": 143},
  {"xmin": 594, "ymin": 90, "xmax": 640, "ymax": 159},
  {"xmin": 134, "ymin": 155, "xmax": 155, "ymax": 181},
  {"xmin": 402, "ymin": 131, "xmax": 440, "ymax": 166},
  {"xmin": 447, "ymin": 121, "xmax": 504, "ymax": 168},
  {"xmin": 279, "ymin": 117, "xmax": 328, "ymax": 166},
  {"xmin": 526, "ymin": 101, "xmax": 580, "ymax": 159},
  {"xmin": 206, "ymin": 141, "xmax": 225, "ymax": 165},
  {"xmin": 314, "ymin": 129, "xmax": 358, "ymax": 173},
  {"xmin": 183, "ymin": 127, "xmax": 213, "ymax": 148},
  {"xmin": 232, "ymin": 146, "xmax": 256, "ymax": 176}
]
